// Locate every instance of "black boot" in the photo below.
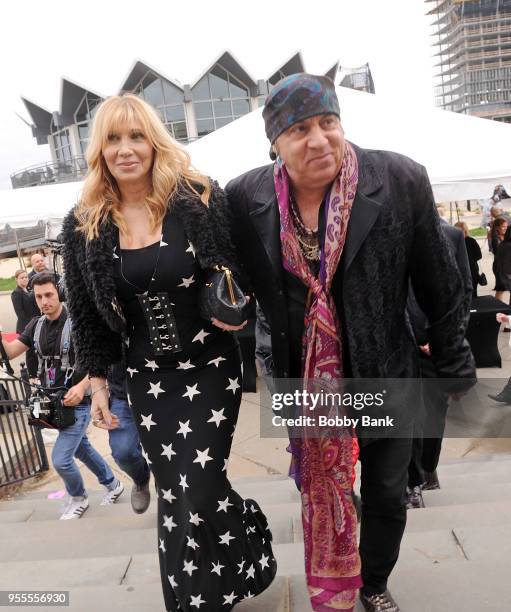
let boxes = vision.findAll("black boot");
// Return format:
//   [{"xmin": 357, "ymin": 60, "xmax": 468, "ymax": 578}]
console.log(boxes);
[
  {"xmin": 422, "ymin": 469, "xmax": 440, "ymax": 490},
  {"xmin": 406, "ymin": 485, "xmax": 425, "ymax": 509},
  {"xmin": 488, "ymin": 380, "xmax": 511, "ymax": 404}
]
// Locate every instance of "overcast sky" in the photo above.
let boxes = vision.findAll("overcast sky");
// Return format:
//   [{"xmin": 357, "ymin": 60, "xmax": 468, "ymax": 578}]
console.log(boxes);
[{"xmin": 0, "ymin": 0, "xmax": 435, "ymax": 190}]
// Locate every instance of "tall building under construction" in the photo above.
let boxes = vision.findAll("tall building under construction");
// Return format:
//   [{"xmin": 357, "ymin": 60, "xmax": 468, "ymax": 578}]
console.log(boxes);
[{"xmin": 428, "ymin": 0, "xmax": 511, "ymax": 121}]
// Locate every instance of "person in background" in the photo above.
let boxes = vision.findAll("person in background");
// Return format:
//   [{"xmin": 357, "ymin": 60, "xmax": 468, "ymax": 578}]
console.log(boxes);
[
  {"xmin": 27, "ymin": 253, "xmax": 49, "ymax": 290},
  {"xmin": 10, "ymin": 269, "xmax": 39, "ymax": 376},
  {"xmin": 1, "ymin": 272, "xmax": 123, "ymax": 519},
  {"xmin": 489, "ymin": 311, "xmax": 511, "ymax": 403},
  {"xmin": 490, "ymin": 217, "xmax": 508, "ymax": 301},
  {"xmin": 454, "ymin": 222, "xmax": 482, "ymax": 299}
]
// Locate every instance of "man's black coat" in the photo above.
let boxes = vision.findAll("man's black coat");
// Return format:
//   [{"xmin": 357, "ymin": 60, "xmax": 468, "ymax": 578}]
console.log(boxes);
[{"xmin": 225, "ymin": 144, "xmax": 475, "ymax": 388}]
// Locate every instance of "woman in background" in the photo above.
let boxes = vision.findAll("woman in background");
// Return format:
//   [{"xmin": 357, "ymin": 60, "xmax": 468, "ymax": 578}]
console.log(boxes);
[
  {"xmin": 454, "ymin": 222, "xmax": 482, "ymax": 299},
  {"xmin": 10, "ymin": 269, "xmax": 39, "ymax": 376}
]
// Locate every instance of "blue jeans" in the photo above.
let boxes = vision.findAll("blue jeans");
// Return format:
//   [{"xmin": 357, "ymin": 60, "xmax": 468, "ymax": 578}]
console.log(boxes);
[
  {"xmin": 108, "ymin": 395, "xmax": 150, "ymax": 486},
  {"xmin": 52, "ymin": 403, "xmax": 115, "ymax": 497}
]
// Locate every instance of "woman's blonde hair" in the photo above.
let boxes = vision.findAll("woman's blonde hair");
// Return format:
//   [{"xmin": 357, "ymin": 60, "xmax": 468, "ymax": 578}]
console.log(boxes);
[
  {"xmin": 75, "ymin": 94, "xmax": 211, "ymax": 241},
  {"xmin": 14, "ymin": 269, "xmax": 27, "ymax": 280}
]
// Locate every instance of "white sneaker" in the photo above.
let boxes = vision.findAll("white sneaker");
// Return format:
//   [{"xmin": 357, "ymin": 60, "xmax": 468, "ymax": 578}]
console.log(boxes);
[
  {"xmin": 59, "ymin": 496, "xmax": 89, "ymax": 520},
  {"xmin": 100, "ymin": 479, "xmax": 125, "ymax": 505}
]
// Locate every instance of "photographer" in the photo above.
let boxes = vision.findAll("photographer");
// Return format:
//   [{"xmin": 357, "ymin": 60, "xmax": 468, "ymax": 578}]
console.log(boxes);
[{"xmin": 0, "ymin": 272, "xmax": 123, "ymax": 520}]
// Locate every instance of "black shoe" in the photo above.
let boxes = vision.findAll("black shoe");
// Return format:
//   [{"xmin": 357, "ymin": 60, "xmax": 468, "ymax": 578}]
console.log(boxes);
[
  {"xmin": 422, "ymin": 469, "xmax": 440, "ymax": 490},
  {"xmin": 360, "ymin": 589, "xmax": 400, "ymax": 611},
  {"xmin": 488, "ymin": 389, "xmax": 511, "ymax": 403},
  {"xmin": 406, "ymin": 485, "xmax": 425, "ymax": 509}
]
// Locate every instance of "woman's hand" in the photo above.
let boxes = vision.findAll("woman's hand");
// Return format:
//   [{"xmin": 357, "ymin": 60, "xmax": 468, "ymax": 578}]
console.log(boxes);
[
  {"xmin": 497, "ymin": 312, "xmax": 510, "ymax": 324},
  {"xmin": 211, "ymin": 318, "xmax": 248, "ymax": 331},
  {"xmin": 91, "ymin": 387, "xmax": 119, "ymax": 430}
]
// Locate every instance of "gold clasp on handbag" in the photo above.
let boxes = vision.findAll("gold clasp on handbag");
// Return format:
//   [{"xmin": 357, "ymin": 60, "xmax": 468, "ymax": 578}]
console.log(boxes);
[{"xmin": 214, "ymin": 265, "xmax": 236, "ymax": 306}]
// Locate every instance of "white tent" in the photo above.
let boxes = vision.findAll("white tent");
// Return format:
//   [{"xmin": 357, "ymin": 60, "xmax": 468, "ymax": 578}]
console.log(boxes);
[{"xmin": 1, "ymin": 85, "xmax": 511, "ymax": 239}]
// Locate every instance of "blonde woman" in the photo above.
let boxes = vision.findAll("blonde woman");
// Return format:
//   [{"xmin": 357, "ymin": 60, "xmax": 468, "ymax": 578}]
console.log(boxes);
[{"xmin": 61, "ymin": 95, "xmax": 276, "ymax": 611}]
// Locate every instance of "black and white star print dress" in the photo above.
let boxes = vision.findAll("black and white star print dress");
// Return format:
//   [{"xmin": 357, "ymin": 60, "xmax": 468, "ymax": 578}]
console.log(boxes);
[{"xmin": 113, "ymin": 209, "xmax": 277, "ymax": 611}]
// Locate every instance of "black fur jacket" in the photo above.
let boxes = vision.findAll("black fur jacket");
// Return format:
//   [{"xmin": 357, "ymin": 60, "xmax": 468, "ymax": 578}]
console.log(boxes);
[{"xmin": 61, "ymin": 181, "xmax": 237, "ymax": 378}]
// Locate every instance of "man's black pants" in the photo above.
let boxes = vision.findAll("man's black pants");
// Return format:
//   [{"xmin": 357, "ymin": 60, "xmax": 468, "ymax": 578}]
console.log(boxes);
[{"xmin": 359, "ymin": 437, "xmax": 413, "ymax": 596}]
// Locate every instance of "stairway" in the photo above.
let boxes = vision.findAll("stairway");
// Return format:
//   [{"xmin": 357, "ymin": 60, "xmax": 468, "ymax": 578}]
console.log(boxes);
[{"xmin": 0, "ymin": 454, "xmax": 510, "ymax": 611}]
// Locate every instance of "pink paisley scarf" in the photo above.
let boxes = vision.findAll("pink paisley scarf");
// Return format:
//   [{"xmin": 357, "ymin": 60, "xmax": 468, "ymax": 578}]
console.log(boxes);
[{"xmin": 274, "ymin": 141, "xmax": 362, "ymax": 610}]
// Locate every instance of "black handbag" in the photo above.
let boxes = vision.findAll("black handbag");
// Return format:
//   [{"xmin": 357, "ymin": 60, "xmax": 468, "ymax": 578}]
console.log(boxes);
[{"xmin": 199, "ymin": 266, "xmax": 249, "ymax": 326}]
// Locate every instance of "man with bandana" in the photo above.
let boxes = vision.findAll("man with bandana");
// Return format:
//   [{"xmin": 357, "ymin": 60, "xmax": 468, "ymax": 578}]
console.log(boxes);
[{"xmin": 225, "ymin": 74, "xmax": 475, "ymax": 612}]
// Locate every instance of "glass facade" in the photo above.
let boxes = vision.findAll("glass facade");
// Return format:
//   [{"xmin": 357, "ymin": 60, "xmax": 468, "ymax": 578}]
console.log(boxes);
[
  {"xmin": 50, "ymin": 120, "xmax": 72, "ymax": 164},
  {"xmin": 134, "ymin": 71, "xmax": 188, "ymax": 142},
  {"xmin": 74, "ymin": 92, "xmax": 102, "ymax": 154},
  {"xmin": 192, "ymin": 64, "xmax": 250, "ymax": 137}
]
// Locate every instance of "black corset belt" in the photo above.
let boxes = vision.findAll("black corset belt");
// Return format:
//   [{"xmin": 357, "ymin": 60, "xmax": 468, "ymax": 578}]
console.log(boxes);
[{"xmin": 137, "ymin": 293, "xmax": 183, "ymax": 356}]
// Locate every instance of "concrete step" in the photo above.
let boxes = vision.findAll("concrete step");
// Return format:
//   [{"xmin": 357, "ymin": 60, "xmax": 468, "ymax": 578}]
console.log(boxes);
[
  {"xmin": 388, "ymin": 558, "xmax": 511, "ymax": 612},
  {"xmin": 436, "ymin": 457, "xmax": 511, "ymax": 476},
  {"xmin": 423, "ymin": 482, "xmax": 511, "ymax": 507}
]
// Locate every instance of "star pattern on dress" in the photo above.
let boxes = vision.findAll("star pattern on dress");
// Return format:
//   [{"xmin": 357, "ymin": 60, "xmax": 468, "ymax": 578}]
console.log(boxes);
[
  {"xmin": 183, "ymin": 559, "xmax": 198, "ymax": 576},
  {"xmin": 207, "ymin": 408, "xmax": 227, "ymax": 428},
  {"xmin": 140, "ymin": 413, "xmax": 156, "ymax": 431},
  {"xmin": 219, "ymin": 531, "xmax": 235, "ymax": 546},
  {"xmin": 177, "ymin": 420, "xmax": 193, "ymax": 439},
  {"xmin": 177, "ymin": 359, "xmax": 195, "ymax": 370},
  {"xmin": 250, "ymin": 504, "xmax": 258, "ymax": 513},
  {"xmin": 211, "ymin": 561, "xmax": 224, "ymax": 576},
  {"xmin": 144, "ymin": 359, "xmax": 159, "ymax": 371},
  {"xmin": 222, "ymin": 458, "xmax": 229, "ymax": 472},
  {"xmin": 246, "ymin": 525, "xmax": 257, "ymax": 535},
  {"xmin": 193, "ymin": 448, "xmax": 213, "ymax": 469},
  {"xmin": 186, "ymin": 241, "xmax": 196, "ymax": 257},
  {"xmin": 237, "ymin": 559, "xmax": 245, "ymax": 574},
  {"xmin": 182, "ymin": 383, "xmax": 201, "ymax": 402},
  {"xmin": 189, "ymin": 511, "xmax": 204, "ymax": 526},
  {"xmin": 242, "ymin": 591, "xmax": 254, "ymax": 600},
  {"xmin": 179, "ymin": 473, "xmax": 189, "ymax": 492},
  {"xmin": 163, "ymin": 514, "xmax": 177, "ymax": 533},
  {"xmin": 159, "ymin": 538, "xmax": 166, "ymax": 553},
  {"xmin": 168, "ymin": 575, "xmax": 178, "ymax": 589},
  {"xmin": 259, "ymin": 553, "xmax": 270, "ymax": 570},
  {"xmin": 186, "ymin": 536, "xmax": 200, "ymax": 551},
  {"xmin": 207, "ymin": 356, "xmax": 226, "ymax": 368},
  {"xmin": 161, "ymin": 442, "xmax": 177, "ymax": 461},
  {"xmin": 190, "ymin": 594, "xmax": 206, "ymax": 608},
  {"xmin": 161, "ymin": 488, "xmax": 176, "ymax": 504},
  {"xmin": 127, "ymin": 393, "xmax": 132, "ymax": 407},
  {"xmin": 148, "ymin": 381, "xmax": 165, "ymax": 399},
  {"xmin": 140, "ymin": 447, "xmax": 152, "ymax": 466},
  {"xmin": 126, "ymin": 367, "xmax": 139, "ymax": 377},
  {"xmin": 178, "ymin": 275, "xmax": 195, "ymax": 288},
  {"xmin": 112, "ymin": 246, "xmax": 119, "ymax": 259},
  {"xmin": 245, "ymin": 564, "xmax": 255, "ymax": 579},
  {"xmin": 160, "ymin": 239, "xmax": 168, "ymax": 247},
  {"xmin": 217, "ymin": 496, "xmax": 234, "ymax": 513},
  {"xmin": 223, "ymin": 592, "xmax": 237, "ymax": 606},
  {"xmin": 225, "ymin": 377, "xmax": 240, "ymax": 394},
  {"xmin": 192, "ymin": 329, "xmax": 210, "ymax": 344}
]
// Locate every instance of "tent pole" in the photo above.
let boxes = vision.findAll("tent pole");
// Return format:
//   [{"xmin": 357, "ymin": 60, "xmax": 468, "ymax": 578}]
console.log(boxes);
[
  {"xmin": 450, "ymin": 202, "xmax": 453, "ymax": 224},
  {"xmin": 13, "ymin": 228, "xmax": 24, "ymax": 270}
]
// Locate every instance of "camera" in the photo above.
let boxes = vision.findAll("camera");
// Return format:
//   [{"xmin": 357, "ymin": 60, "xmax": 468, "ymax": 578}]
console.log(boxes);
[{"xmin": 28, "ymin": 387, "xmax": 75, "ymax": 430}]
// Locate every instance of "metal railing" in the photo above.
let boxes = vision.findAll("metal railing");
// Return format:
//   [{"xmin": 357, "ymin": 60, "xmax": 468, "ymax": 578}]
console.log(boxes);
[
  {"xmin": 0, "ymin": 368, "xmax": 48, "ymax": 488},
  {"xmin": 10, "ymin": 157, "xmax": 88, "ymax": 190}
]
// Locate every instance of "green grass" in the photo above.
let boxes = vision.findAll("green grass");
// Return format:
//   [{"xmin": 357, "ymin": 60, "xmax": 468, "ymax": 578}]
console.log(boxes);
[
  {"xmin": 0, "ymin": 277, "xmax": 16, "ymax": 291},
  {"xmin": 469, "ymin": 227, "xmax": 487, "ymax": 237}
]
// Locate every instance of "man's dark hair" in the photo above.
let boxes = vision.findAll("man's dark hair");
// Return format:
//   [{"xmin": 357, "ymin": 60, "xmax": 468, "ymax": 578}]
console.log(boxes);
[{"xmin": 31, "ymin": 272, "xmax": 59, "ymax": 292}]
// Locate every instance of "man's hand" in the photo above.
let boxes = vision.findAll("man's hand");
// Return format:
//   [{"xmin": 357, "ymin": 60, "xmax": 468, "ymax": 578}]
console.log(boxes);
[{"xmin": 63, "ymin": 384, "xmax": 85, "ymax": 406}]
